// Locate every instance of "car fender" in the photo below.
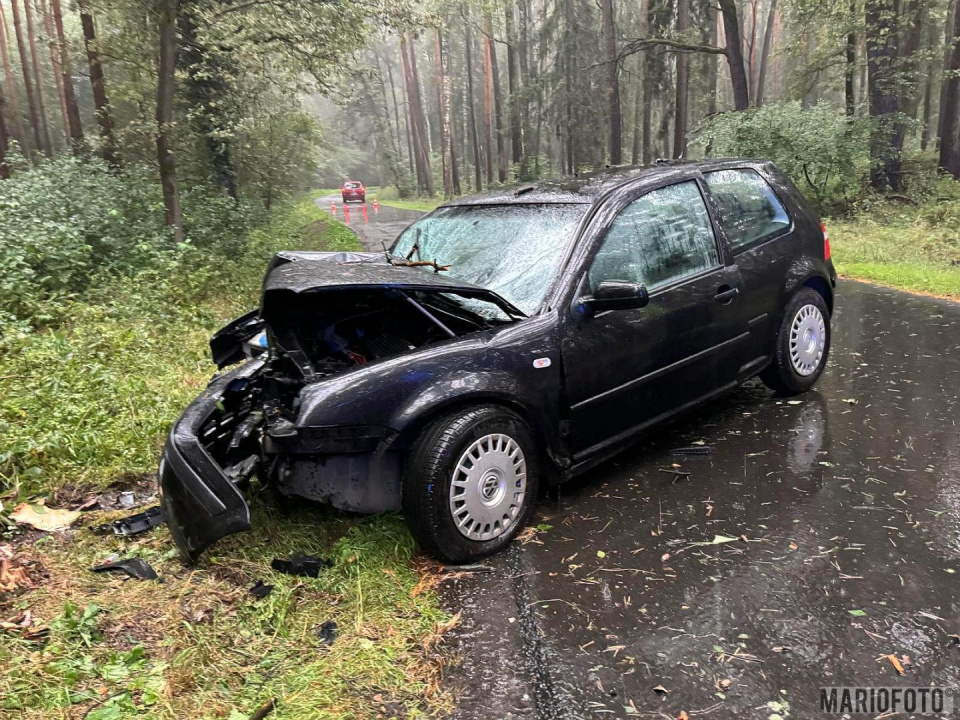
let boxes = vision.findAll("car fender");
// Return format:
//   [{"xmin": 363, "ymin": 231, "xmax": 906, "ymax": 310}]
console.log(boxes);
[
  {"xmin": 782, "ymin": 258, "xmax": 835, "ymax": 314},
  {"xmin": 296, "ymin": 313, "xmax": 562, "ymax": 456}
]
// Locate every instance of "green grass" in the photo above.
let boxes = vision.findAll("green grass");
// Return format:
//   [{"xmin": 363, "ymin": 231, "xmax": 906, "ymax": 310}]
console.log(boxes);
[
  {"xmin": 0, "ymin": 195, "xmax": 453, "ymax": 718},
  {"xmin": 358, "ymin": 186, "xmax": 444, "ymax": 213},
  {"xmin": 828, "ymin": 191, "xmax": 960, "ymax": 300},
  {"xmin": 0, "ymin": 509, "xmax": 451, "ymax": 718}
]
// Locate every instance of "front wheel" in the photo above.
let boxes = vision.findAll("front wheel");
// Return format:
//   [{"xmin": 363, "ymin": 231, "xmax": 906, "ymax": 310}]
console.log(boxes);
[
  {"xmin": 760, "ymin": 287, "xmax": 831, "ymax": 395},
  {"xmin": 402, "ymin": 405, "xmax": 539, "ymax": 563}
]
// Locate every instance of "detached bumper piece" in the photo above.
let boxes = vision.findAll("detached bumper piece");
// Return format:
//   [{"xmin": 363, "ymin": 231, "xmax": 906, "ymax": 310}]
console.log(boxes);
[
  {"xmin": 92, "ymin": 506, "xmax": 166, "ymax": 537},
  {"xmin": 159, "ymin": 376, "xmax": 253, "ymax": 563}
]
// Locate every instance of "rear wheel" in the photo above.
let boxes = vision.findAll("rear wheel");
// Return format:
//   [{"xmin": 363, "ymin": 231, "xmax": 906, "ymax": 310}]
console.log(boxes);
[
  {"xmin": 760, "ymin": 288, "xmax": 831, "ymax": 395},
  {"xmin": 402, "ymin": 405, "xmax": 539, "ymax": 563}
]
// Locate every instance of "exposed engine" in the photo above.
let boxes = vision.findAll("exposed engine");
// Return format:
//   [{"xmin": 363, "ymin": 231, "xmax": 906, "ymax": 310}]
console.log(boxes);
[{"xmin": 196, "ymin": 288, "xmax": 494, "ymax": 492}]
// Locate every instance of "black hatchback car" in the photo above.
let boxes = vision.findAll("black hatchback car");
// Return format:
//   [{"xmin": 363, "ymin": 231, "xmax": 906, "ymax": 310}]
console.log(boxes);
[{"xmin": 159, "ymin": 160, "xmax": 836, "ymax": 563}]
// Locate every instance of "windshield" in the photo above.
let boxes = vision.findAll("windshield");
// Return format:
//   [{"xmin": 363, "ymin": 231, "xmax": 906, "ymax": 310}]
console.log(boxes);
[{"xmin": 391, "ymin": 204, "xmax": 587, "ymax": 314}]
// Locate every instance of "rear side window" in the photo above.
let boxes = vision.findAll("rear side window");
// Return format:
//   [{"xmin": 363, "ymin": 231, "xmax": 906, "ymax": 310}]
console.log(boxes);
[{"xmin": 704, "ymin": 169, "xmax": 790, "ymax": 251}]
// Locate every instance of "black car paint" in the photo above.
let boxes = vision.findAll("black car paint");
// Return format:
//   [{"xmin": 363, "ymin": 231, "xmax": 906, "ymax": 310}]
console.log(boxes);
[{"xmin": 159, "ymin": 160, "xmax": 836, "ymax": 561}]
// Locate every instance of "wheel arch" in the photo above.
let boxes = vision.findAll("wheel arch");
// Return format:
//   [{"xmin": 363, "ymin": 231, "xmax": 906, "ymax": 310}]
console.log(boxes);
[
  {"xmin": 801, "ymin": 274, "xmax": 834, "ymax": 313},
  {"xmin": 392, "ymin": 392, "xmax": 549, "ymax": 457}
]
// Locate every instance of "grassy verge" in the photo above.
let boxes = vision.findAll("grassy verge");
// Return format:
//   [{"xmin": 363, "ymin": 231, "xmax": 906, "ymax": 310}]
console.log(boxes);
[
  {"xmin": 362, "ymin": 186, "xmax": 444, "ymax": 213},
  {"xmin": 828, "ymin": 191, "xmax": 960, "ymax": 300},
  {"xmin": 0, "ymin": 196, "xmax": 452, "ymax": 718}
]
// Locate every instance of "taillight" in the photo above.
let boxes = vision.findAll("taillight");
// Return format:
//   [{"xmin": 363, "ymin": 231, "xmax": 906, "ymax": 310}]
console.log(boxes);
[{"xmin": 821, "ymin": 222, "xmax": 831, "ymax": 260}]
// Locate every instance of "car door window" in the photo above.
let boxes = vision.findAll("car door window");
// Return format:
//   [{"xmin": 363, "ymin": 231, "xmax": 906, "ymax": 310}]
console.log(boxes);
[
  {"xmin": 588, "ymin": 181, "xmax": 719, "ymax": 293},
  {"xmin": 703, "ymin": 169, "xmax": 790, "ymax": 250}
]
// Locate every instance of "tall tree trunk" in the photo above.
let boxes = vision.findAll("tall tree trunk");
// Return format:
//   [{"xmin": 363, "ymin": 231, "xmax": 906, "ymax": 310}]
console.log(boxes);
[
  {"xmin": 517, "ymin": 0, "xmax": 535, "ymax": 179},
  {"xmin": 434, "ymin": 28, "xmax": 453, "ymax": 197},
  {"xmin": 531, "ymin": 0, "xmax": 547, "ymax": 176},
  {"xmin": 40, "ymin": 0, "xmax": 69, "ymax": 145},
  {"xmin": 601, "ymin": 0, "xmax": 621, "ymax": 164},
  {"xmin": 0, "ymin": 7, "xmax": 28, "ymax": 154},
  {"xmin": 719, "ymin": 0, "xmax": 750, "ymax": 110},
  {"xmin": 399, "ymin": 38, "xmax": 422, "ymax": 189},
  {"xmin": 373, "ymin": 53, "xmax": 399, "ymax": 164},
  {"xmin": 940, "ymin": 0, "xmax": 960, "ymax": 176},
  {"xmin": 0, "ymin": 80, "xmax": 9, "ymax": 177},
  {"xmin": 845, "ymin": 6, "xmax": 856, "ymax": 116},
  {"xmin": 938, "ymin": 0, "xmax": 957, "ymax": 146},
  {"xmin": 22, "ymin": 0, "xmax": 52, "ymax": 154},
  {"xmin": 384, "ymin": 53, "xmax": 403, "ymax": 160},
  {"xmin": 485, "ymin": 14, "xmax": 507, "ymax": 182},
  {"xmin": 156, "ymin": 0, "xmax": 183, "ymax": 243},
  {"xmin": 631, "ymin": 79, "xmax": 642, "ymax": 164},
  {"xmin": 919, "ymin": 20, "xmax": 937, "ymax": 149},
  {"xmin": 482, "ymin": 15, "xmax": 495, "ymax": 183},
  {"xmin": 641, "ymin": 0, "xmax": 652, "ymax": 164},
  {"xmin": 400, "ymin": 35, "xmax": 433, "ymax": 196},
  {"xmin": 407, "ymin": 36, "xmax": 433, "ymax": 194},
  {"xmin": 504, "ymin": 0, "xmax": 522, "ymax": 166},
  {"xmin": 707, "ymin": 2, "xmax": 719, "ymax": 116},
  {"xmin": 445, "ymin": 32, "xmax": 460, "ymax": 196},
  {"xmin": 673, "ymin": 0, "xmax": 689, "ymax": 158},
  {"xmin": 755, "ymin": 0, "xmax": 777, "ymax": 107},
  {"xmin": 387, "ymin": 50, "xmax": 413, "ymax": 179},
  {"xmin": 747, "ymin": 0, "xmax": 758, "ymax": 101},
  {"xmin": 866, "ymin": 0, "xmax": 902, "ymax": 190},
  {"xmin": 77, "ymin": 1, "xmax": 119, "ymax": 168},
  {"xmin": 920, "ymin": 65, "xmax": 933, "ymax": 149},
  {"xmin": 464, "ymin": 18, "xmax": 482, "ymax": 192},
  {"xmin": 10, "ymin": 0, "xmax": 45, "ymax": 155},
  {"xmin": 50, "ymin": 0, "xmax": 83, "ymax": 152}
]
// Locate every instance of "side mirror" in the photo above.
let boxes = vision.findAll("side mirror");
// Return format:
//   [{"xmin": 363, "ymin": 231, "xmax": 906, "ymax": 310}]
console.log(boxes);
[{"xmin": 577, "ymin": 280, "xmax": 649, "ymax": 318}]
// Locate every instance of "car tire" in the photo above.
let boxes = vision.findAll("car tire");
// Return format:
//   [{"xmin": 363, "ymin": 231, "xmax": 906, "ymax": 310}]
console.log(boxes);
[
  {"xmin": 760, "ymin": 287, "xmax": 831, "ymax": 395},
  {"xmin": 402, "ymin": 405, "xmax": 539, "ymax": 563}
]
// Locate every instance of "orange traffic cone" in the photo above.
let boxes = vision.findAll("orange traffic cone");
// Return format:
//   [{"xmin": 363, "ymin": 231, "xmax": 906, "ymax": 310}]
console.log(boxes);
[
  {"xmin": 343, "ymin": 205, "xmax": 350, "ymax": 225},
  {"xmin": 362, "ymin": 203, "xmax": 369, "ymax": 223},
  {"xmin": 331, "ymin": 202, "xmax": 336, "ymax": 215},
  {"xmin": 372, "ymin": 198, "xmax": 379, "ymax": 213}
]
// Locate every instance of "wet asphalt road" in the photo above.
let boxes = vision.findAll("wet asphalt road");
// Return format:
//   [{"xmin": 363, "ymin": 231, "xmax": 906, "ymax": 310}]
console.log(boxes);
[
  {"xmin": 315, "ymin": 193, "xmax": 422, "ymax": 252},
  {"xmin": 318, "ymin": 200, "xmax": 960, "ymax": 717},
  {"xmin": 441, "ymin": 281, "xmax": 960, "ymax": 719}
]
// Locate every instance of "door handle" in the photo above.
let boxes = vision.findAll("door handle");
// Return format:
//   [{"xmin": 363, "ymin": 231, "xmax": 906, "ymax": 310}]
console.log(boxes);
[{"xmin": 715, "ymin": 285, "xmax": 739, "ymax": 303}]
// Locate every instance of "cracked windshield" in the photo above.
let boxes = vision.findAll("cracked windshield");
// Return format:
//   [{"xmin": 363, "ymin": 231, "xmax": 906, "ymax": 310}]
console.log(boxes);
[{"xmin": 393, "ymin": 204, "xmax": 587, "ymax": 314}]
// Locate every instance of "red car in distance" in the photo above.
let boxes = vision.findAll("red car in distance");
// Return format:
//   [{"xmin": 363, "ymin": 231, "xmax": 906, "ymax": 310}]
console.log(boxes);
[{"xmin": 341, "ymin": 180, "xmax": 366, "ymax": 204}]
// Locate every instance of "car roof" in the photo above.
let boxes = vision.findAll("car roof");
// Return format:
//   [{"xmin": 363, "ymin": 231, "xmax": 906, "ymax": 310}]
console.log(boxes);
[{"xmin": 441, "ymin": 158, "xmax": 772, "ymax": 207}]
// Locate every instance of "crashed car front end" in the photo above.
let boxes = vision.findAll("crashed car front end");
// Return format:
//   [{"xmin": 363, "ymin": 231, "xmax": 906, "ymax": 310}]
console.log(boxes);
[{"xmin": 159, "ymin": 251, "xmax": 532, "ymax": 562}]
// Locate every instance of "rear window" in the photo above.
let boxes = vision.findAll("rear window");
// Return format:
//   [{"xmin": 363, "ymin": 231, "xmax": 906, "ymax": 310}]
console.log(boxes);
[
  {"xmin": 704, "ymin": 169, "xmax": 790, "ymax": 251},
  {"xmin": 344, "ymin": 182, "xmax": 362, "ymax": 189}
]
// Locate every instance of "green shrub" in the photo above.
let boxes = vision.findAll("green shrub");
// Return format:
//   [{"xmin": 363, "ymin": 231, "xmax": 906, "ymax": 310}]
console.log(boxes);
[{"xmin": 698, "ymin": 102, "xmax": 873, "ymax": 212}]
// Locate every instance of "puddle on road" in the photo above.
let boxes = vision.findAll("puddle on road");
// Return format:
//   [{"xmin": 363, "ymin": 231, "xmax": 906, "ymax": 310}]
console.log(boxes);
[{"xmin": 444, "ymin": 281, "xmax": 960, "ymax": 718}]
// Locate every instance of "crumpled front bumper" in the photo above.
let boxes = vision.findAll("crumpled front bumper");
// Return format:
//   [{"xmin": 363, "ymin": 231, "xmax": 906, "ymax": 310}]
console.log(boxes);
[{"xmin": 159, "ymin": 366, "xmax": 258, "ymax": 562}]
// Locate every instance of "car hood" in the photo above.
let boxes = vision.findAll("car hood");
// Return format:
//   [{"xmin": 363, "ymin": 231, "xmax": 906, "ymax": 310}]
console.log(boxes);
[{"xmin": 261, "ymin": 251, "xmax": 526, "ymax": 318}]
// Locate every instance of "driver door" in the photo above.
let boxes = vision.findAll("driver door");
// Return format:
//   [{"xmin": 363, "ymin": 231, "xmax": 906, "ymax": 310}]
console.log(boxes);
[{"xmin": 561, "ymin": 180, "xmax": 748, "ymax": 457}]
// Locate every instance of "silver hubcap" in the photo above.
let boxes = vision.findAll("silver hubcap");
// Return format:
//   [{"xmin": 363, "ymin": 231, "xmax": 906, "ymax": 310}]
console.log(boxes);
[
  {"xmin": 449, "ymin": 433, "xmax": 527, "ymax": 541},
  {"xmin": 789, "ymin": 304, "xmax": 826, "ymax": 376}
]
